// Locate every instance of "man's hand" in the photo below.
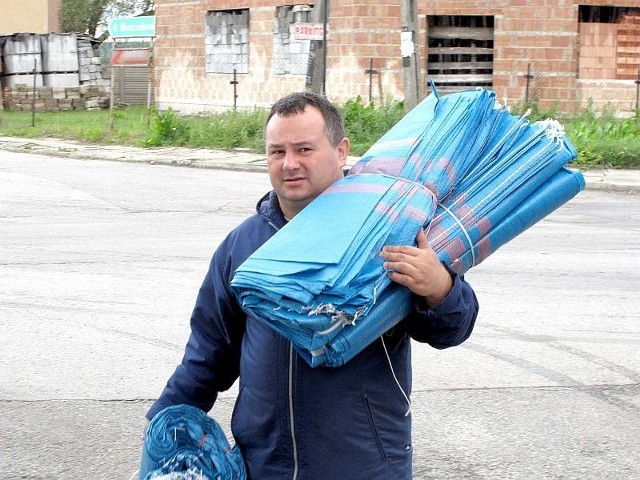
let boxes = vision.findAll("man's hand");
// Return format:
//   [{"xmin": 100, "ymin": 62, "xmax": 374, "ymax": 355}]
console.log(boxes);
[{"xmin": 379, "ymin": 228, "xmax": 453, "ymax": 307}]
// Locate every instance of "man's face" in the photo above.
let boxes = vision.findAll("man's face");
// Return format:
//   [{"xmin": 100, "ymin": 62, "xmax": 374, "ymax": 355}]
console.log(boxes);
[{"xmin": 265, "ymin": 105, "xmax": 349, "ymax": 219}]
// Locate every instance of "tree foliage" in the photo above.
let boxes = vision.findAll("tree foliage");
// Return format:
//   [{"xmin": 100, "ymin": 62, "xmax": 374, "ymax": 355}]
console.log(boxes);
[{"xmin": 61, "ymin": 0, "xmax": 154, "ymax": 37}]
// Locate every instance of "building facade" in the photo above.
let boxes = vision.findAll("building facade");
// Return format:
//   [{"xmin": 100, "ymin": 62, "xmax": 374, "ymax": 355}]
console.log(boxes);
[
  {"xmin": 154, "ymin": 0, "xmax": 640, "ymax": 114},
  {"xmin": 0, "ymin": 0, "xmax": 61, "ymax": 35}
]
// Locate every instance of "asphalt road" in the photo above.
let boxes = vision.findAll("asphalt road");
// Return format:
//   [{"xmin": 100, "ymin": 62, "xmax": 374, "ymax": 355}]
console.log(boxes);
[{"xmin": 0, "ymin": 152, "xmax": 639, "ymax": 479}]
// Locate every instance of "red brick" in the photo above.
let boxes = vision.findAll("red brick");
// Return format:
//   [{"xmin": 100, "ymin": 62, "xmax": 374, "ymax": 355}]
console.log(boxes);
[{"xmin": 152, "ymin": 0, "xmax": 637, "ymax": 114}]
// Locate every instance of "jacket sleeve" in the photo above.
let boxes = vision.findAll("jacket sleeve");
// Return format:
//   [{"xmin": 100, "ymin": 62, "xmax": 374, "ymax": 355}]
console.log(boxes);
[
  {"xmin": 146, "ymin": 243, "xmax": 245, "ymax": 420},
  {"xmin": 404, "ymin": 265, "xmax": 479, "ymax": 349}
]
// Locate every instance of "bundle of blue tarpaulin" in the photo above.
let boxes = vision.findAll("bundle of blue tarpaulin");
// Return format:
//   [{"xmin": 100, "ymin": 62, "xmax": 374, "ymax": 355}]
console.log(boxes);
[
  {"xmin": 139, "ymin": 404, "xmax": 246, "ymax": 480},
  {"xmin": 231, "ymin": 86, "xmax": 585, "ymax": 368}
]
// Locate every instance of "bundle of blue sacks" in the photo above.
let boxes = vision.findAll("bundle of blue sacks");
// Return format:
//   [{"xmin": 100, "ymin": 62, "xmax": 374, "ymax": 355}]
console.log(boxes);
[
  {"xmin": 231, "ymin": 85, "xmax": 585, "ymax": 368},
  {"xmin": 139, "ymin": 404, "xmax": 246, "ymax": 480}
]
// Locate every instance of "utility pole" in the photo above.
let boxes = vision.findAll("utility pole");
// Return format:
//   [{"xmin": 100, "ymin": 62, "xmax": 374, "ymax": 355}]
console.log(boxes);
[
  {"xmin": 400, "ymin": 0, "xmax": 420, "ymax": 112},
  {"xmin": 307, "ymin": 0, "xmax": 328, "ymax": 95}
]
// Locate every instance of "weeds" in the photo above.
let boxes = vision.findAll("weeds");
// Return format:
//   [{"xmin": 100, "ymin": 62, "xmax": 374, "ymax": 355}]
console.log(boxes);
[
  {"xmin": 145, "ymin": 108, "xmax": 190, "ymax": 146},
  {"xmin": 0, "ymin": 99, "xmax": 638, "ymax": 168},
  {"xmin": 563, "ymin": 107, "xmax": 640, "ymax": 169},
  {"xmin": 340, "ymin": 97, "xmax": 405, "ymax": 155},
  {"xmin": 499, "ymin": 99, "xmax": 640, "ymax": 169}
]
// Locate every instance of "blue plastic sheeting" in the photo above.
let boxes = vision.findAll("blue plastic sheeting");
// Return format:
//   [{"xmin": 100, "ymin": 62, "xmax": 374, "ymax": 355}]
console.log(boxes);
[
  {"xmin": 139, "ymin": 404, "xmax": 246, "ymax": 480},
  {"xmin": 307, "ymin": 167, "xmax": 585, "ymax": 368},
  {"xmin": 230, "ymin": 87, "xmax": 585, "ymax": 368},
  {"xmin": 234, "ymin": 173, "xmax": 437, "ymax": 352}
]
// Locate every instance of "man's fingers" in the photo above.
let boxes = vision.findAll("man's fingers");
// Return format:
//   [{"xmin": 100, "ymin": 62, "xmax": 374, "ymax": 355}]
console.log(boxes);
[
  {"xmin": 383, "ymin": 259, "xmax": 418, "ymax": 276},
  {"xmin": 380, "ymin": 244, "xmax": 420, "ymax": 258},
  {"xmin": 381, "ymin": 229, "xmax": 430, "ymax": 257},
  {"xmin": 415, "ymin": 228, "xmax": 429, "ymax": 249}
]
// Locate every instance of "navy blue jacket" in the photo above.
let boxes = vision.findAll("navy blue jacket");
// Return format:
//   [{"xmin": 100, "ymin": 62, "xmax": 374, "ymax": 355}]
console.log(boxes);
[{"xmin": 147, "ymin": 190, "xmax": 479, "ymax": 479}]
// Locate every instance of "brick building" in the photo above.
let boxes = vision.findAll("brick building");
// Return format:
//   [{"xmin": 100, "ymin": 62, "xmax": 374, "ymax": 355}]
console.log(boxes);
[
  {"xmin": 0, "ymin": 0, "xmax": 61, "ymax": 34},
  {"xmin": 154, "ymin": 0, "xmax": 640, "ymax": 114}
]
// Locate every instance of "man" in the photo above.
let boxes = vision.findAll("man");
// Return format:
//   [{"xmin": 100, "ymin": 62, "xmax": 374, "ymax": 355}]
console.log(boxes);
[{"xmin": 145, "ymin": 92, "xmax": 479, "ymax": 479}]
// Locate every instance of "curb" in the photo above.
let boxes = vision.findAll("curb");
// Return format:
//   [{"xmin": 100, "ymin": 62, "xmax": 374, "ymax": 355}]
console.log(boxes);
[
  {"xmin": 0, "ymin": 138, "xmax": 269, "ymax": 172},
  {"xmin": 1, "ymin": 137, "xmax": 638, "ymax": 194}
]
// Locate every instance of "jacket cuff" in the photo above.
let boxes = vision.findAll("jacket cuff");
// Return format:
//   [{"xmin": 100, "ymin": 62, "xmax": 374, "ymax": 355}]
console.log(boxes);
[{"xmin": 414, "ymin": 266, "xmax": 462, "ymax": 315}]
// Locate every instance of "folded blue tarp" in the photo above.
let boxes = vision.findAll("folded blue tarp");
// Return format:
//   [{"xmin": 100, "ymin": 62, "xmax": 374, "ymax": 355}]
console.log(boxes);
[
  {"xmin": 231, "ymin": 86, "xmax": 585, "ymax": 367},
  {"xmin": 234, "ymin": 173, "xmax": 436, "ymax": 351},
  {"xmin": 139, "ymin": 404, "xmax": 246, "ymax": 480},
  {"xmin": 305, "ymin": 167, "xmax": 585, "ymax": 368}
]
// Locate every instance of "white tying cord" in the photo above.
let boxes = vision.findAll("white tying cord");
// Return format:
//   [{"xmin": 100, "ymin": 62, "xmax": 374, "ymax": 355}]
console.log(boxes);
[
  {"xmin": 128, "ymin": 468, "xmax": 140, "ymax": 480},
  {"xmin": 436, "ymin": 202, "xmax": 476, "ymax": 268},
  {"xmin": 380, "ymin": 336, "xmax": 412, "ymax": 416}
]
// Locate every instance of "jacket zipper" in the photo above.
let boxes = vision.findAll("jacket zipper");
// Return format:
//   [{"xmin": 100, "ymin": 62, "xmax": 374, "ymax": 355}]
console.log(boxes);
[
  {"xmin": 267, "ymin": 219, "xmax": 280, "ymax": 232},
  {"xmin": 288, "ymin": 342, "xmax": 299, "ymax": 479},
  {"xmin": 268, "ymin": 215, "xmax": 298, "ymax": 477}
]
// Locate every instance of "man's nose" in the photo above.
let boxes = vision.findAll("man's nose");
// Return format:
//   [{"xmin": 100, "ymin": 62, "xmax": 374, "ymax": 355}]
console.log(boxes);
[{"xmin": 282, "ymin": 151, "xmax": 301, "ymax": 169}]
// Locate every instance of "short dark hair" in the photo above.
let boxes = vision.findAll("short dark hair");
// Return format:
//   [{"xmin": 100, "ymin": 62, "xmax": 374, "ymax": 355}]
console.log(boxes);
[{"xmin": 265, "ymin": 92, "xmax": 346, "ymax": 148}]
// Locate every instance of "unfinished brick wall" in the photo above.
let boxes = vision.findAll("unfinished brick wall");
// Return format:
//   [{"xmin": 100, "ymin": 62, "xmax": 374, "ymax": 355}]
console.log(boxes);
[
  {"xmin": 576, "ymin": 8, "xmax": 639, "ymax": 111},
  {"xmin": 154, "ymin": 0, "xmax": 638, "ymax": 114},
  {"xmin": 154, "ymin": 0, "xmax": 408, "ymax": 112},
  {"xmin": 579, "ymin": 23, "xmax": 618, "ymax": 80},
  {"xmin": 328, "ymin": 1, "xmax": 404, "ymax": 101},
  {"xmin": 155, "ymin": 1, "xmax": 308, "ymax": 113},
  {"xmin": 578, "ymin": 80, "xmax": 637, "ymax": 112},
  {"xmin": 617, "ymin": 13, "xmax": 640, "ymax": 80}
]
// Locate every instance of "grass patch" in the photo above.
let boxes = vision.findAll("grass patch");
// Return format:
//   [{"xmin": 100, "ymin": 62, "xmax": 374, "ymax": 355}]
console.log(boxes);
[
  {"xmin": 1, "ymin": 100, "xmax": 638, "ymax": 168},
  {"xmin": 340, "ymin": 97, "xmax": 405, "ymax": 155},
  {"xmin": 0, "ymin": 106, "xmax": 151, "ymax": 145},
  {"xmin": 503, "ymin": 100, "xmax": 640, "ymax": 169}
]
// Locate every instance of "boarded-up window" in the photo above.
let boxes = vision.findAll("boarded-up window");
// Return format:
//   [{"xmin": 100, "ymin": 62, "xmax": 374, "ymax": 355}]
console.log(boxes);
[
  {"xmin": 205, "ymin": 9, "xmax": 249, "ymax": 74},
  {"xmin": 578, "ymin": 6, "xmax": 640, "ymax": 80},
  {"xmin": 425, "ymin": 15, "xmax": 494, "ymax": 94},
  {"xmin": 273, "ymin": 5, "xmax": 314, "ymax": 75}
]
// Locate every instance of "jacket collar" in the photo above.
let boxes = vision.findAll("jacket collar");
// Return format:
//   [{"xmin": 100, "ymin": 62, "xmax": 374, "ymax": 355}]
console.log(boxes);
[{"xmin": 257, "ymin": 190, "xmax": 287, "ymax": 229}]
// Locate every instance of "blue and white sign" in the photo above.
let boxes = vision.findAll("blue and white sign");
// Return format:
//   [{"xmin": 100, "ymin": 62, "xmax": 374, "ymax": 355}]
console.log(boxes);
[{"xmin": 109, "ymin": 16, "xmax": 156, "ymax": 38}]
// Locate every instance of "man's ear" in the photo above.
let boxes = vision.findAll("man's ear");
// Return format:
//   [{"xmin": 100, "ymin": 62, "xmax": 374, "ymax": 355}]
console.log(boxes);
[{"xmin": 337, "ymin": 137, "xmax": 350, "ymax": 166}]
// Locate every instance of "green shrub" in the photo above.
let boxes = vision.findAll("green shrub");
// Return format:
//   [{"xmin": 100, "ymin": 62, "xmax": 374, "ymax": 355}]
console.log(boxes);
[
  {"xmin": 145, "ymin": 108, "xmax": 190, "ymax": 146},
  {"xmin": 563, "ymin": 107, "xmax": 640, "ymax": 168},
  {"xmin": 0, "ymin": 98, "xmax": 638, "ymax": 168},
  {"xmin": 503, "ymin": 99, "xmax": 640, "ymax": 169},
  {"xmin": 572, "ymin": 137, "xmax": 640, "ymax": 169},
  {"xmin": 340, "ymin": 97, "xmax": 405, "ymax": 156},
  {"xmin": 188, "ymin": 109, "xmax": 267, "ymax": 151}
]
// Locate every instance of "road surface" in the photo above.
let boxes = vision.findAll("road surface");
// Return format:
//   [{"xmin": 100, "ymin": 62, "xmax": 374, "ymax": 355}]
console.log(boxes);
[{"xmin": 1, "ymin": 152, "xmax": 638, "ymax": 479}]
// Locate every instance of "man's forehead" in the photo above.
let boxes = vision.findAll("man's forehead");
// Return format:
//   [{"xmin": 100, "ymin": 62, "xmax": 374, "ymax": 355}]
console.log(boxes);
[{"xmin": 266, "ymin": 110, "xmax": 325, "ymax": 139}]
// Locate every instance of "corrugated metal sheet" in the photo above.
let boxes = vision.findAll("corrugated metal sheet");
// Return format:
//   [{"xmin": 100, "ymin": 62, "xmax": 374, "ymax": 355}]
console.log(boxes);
[
  {"xmin": 111, "ymin": 65, "xmax": 153, "ymax": 105},
  {"xmin": 44, "ymin": 73, "xmax": 80, "ymax": 87},
  {"xmin": 1, "ymin": 33, "xmax": 44, "ymax": 87},
  {"xmin": 0, "ymin": 33, "xmax": 107, "ymax": 89},
  {"xmin": 42, "ymin": 33, "xmax": 79, "ymax": 72}
]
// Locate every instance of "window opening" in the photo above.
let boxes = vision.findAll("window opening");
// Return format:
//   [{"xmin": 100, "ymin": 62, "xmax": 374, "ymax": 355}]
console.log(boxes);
[
  {"xmin": 426, "ymin": 15, "xmax": 494, "ymax": 94},
  {"xmin": 578, "ymin": 6, "xmax": 640, "ymax": 80},
  {"xmin": 274, "ymin": 5, "xmax": 314, "ymax": 75},
  {"xmin": 205, "ymin": 9, "xmax": 250, "ymax": 74}
]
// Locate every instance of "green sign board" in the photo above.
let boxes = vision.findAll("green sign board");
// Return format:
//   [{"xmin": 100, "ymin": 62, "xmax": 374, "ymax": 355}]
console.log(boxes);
[{"xmin": 109, "ymin": 16, "xmax": 156, "ymax": 38}]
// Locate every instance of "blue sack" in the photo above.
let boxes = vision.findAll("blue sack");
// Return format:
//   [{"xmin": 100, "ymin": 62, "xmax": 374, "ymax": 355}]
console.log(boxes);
[
  {"xmin": 139, "ymin": 404, "xmax": 246, "ymax": 480},
  {"xmin": 231, "ymin": 86, "xmax": 585, "ymax": 368}
]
